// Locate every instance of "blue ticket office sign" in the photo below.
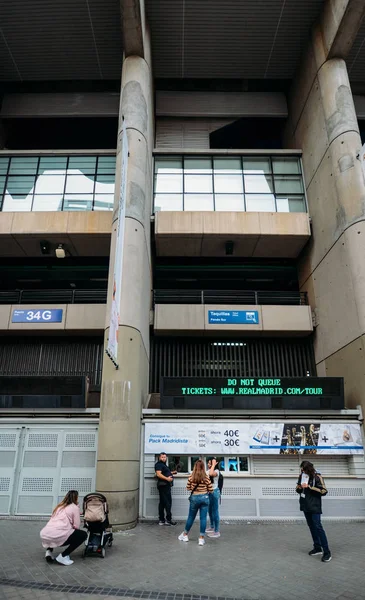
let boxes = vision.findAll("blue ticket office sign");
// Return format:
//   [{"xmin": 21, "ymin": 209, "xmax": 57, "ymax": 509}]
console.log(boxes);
[
  {"xmin": 12, "ymin": 309, "xmax": 63, "ymax": 323},
  {"xmin": 208, "ymin": 310, "xmax": 259, "ymax": 324}
]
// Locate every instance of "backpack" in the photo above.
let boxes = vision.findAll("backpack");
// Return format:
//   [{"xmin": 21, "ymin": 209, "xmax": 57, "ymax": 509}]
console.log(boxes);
[
  {"xmin": 217, "ymin": 471, "xmax": 224, "ymax": 495},
  {"xmin": 210, "ymin": 470, "xmax": 224, "ymax": 500}
]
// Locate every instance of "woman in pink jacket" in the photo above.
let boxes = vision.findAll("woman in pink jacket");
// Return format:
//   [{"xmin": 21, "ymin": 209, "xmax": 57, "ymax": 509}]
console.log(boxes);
[{"xmin": 40, "ymin": 490, "xmax": 87, "ymax": 566}]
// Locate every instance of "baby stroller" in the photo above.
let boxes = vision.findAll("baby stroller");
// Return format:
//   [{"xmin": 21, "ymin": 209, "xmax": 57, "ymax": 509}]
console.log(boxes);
[{"xmin": 82, "ymin": 493, "xmax": 113, "ymax": 558}]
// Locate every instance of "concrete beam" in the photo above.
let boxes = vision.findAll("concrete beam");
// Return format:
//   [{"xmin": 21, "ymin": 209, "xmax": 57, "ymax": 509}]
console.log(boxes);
[
  {"xmin": 121, "ymin": 0, "xmax": 145, "ymax": 58},
  {"xmin": 319, "ymin": 0, "xmax": 365, "ymax": 61},
  {"xmin": 326, "ymin": 0, "xmax": 365, "ymax": 59}
]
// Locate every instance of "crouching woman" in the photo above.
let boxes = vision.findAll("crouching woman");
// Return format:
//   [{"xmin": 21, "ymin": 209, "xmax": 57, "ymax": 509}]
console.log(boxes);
[{"xmin": 40, "ymin": 490, "xmax": 87, "ymax": 566}]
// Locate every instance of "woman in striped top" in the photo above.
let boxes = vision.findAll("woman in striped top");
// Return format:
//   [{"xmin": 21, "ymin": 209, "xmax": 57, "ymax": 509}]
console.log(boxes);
[{"xmin": 178, "ymin": 460, "xmax": 213, "ymax": 546}]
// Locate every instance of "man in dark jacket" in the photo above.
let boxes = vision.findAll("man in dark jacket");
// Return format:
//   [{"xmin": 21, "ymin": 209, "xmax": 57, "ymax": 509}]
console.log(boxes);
[
  {"xmin": 155, "ymin": 452, "xmax": 177, "ymax": 526},
  {"xmin": 296, "ymin": 460, "xmax": 332, "ymax": 562}
]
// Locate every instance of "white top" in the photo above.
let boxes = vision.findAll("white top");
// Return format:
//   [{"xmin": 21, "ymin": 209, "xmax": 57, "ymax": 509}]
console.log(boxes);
[{"xmin": 207, "ymin": 468, "xmax": 219, "ymax": 489}]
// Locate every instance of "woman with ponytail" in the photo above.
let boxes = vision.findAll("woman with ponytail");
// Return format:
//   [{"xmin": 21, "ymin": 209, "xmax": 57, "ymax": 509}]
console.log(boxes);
[{"xmin": 40, "ymin": 490, "xmax": 87, "ymax": 566}]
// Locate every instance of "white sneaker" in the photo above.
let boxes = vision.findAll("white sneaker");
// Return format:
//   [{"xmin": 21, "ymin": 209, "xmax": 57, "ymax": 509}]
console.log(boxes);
[
  {"xmin": 178, "ymin": 532, "xmax": 189, "ymax": 542},
  {"xmin": 45, "ymin": 549, "xmax": 54, "ymax": 563},
  {"xmin": 205, "ymin": 528, "xmax": 214, "ymax": 533},
  {"xmin": 198, "ymin": 537, "xmax": 205, "ymax": 546},
  {"xmin": 207, "ymin": 532, "xmax": 221, "ymax": 538},
  {"xmin": 56, "ymin": 553, "xmax": 74, "ymax": 566}
]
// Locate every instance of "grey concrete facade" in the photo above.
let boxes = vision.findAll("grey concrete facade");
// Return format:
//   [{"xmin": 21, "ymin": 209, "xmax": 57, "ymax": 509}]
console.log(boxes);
[{"xmin": 285, "ymin": 0, "xmax": 365, "ymax": 415}]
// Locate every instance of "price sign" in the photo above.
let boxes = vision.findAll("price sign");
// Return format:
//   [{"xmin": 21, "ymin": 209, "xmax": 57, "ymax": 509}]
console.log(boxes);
[{"xmin": 12, "ymin": 309, "xmax": 63, "ymax": 323}]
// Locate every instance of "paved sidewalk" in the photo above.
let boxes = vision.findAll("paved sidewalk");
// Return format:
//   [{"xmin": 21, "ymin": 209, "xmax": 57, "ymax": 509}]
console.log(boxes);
[{"xmin": 0, "ymin": 520, "xmax": 364, "ymax": 600}]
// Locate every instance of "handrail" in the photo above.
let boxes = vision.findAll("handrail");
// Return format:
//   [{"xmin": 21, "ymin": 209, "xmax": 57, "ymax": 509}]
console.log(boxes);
[
  {"xmin": 154, "ymin": 289, "xmax": 308, "ymax": 306},
  {"xmin": 0, "ymin": 289, "xmax": 107, "ymax": 305}
]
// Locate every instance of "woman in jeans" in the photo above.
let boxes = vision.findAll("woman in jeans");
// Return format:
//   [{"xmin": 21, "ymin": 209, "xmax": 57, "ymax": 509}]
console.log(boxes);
[
  {"xmin": 40, "ymin": 490, "xmax": 87, "ymax": 566},
  {"xmin": 206, "ymin": 458, "xmax": 220, "ymax": 538},
  {"xmin": 296, "ymin": 460, "xmax": 332, "ymax": 562},
  {"xmin": 178, "ymin": 460, "xmax": 213, "ymax": 546}
]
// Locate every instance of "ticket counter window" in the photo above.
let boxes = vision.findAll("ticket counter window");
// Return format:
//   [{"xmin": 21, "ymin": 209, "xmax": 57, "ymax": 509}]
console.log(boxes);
[
  {"xmin": 168, "ymin": 456, "xmax": 189, "ymax": 473},
  {"xmin": 228, "ymin": 457, "xmax": 238, "ymax": 472},
  {"xmin": 191, "ymin": 456, "xmax": 201, "ymax": 471},
  {"xmin": 239, "ymin": 457, "xmax": 249, "ymax": 472}
]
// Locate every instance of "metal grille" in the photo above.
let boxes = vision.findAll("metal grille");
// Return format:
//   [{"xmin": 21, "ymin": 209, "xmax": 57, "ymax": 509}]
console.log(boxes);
[
  {"xmin": 0, "ymin": 336, "xmax": 103, "ymax": 386},
  {"xmin": 60, "ymin": 478, "xmax": 92, "ymax": 493},
  {"xmin": 150, "ymin": 337, "xmax": 316, "ymax": 393}
]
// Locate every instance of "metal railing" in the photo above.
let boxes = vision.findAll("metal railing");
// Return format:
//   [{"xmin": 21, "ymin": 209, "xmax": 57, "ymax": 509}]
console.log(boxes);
[
  {"xmin": 0, "ymin": 289, "xmax": 107, "ymax": 305},
  {"xmin": 153, "ymin": 289, "xmax": 308, "ymax": 306}
]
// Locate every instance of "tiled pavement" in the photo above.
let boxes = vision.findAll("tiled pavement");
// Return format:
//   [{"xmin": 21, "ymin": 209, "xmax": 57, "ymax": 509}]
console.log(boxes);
[{"xmin": 0, "ymin": 520, "xmax": 364, "ymax": 600}]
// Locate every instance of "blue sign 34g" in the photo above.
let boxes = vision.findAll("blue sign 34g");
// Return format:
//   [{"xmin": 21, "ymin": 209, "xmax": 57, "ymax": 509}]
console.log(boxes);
[
  {"xmin": 208, "ymin": 310, "xmax": 259, "ymax": 324},
  {"xmin": 12, "ymin": 309, "xmax": 63, "ymax": 323}
]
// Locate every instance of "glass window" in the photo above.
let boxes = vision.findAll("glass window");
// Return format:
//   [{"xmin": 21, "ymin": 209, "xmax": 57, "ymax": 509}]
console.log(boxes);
[
  {"xmin": 246, "ymin": 194, "xmax": 276, "ymax": 212},
  {"xmin": 184, "ymin": 157, "xmax": 212, "ymax": 173},
  {"xmin": 154, "ymin": 194, "xmax": 183, "ymax": 211},
  {"xmin": 239, "ymin": 457, "xmax": 249, "ymax": 472},
  {"xmin": 2, "ymin": 194, "xmax": 33, "ymax": 211},
  {"xmin": 93, "ymin": 194, "xmax": 114, "ymax": 211},
  {"xmin": 276, "ymin": 195, "xmax": 306, "ymax": 213},
  {"xmin": 216, "ymin": 457, "xmax": 225, "ymax": 472},
  {"xmin": 0, "ymin": 176, "xmax": 6, "ymax": 194},
  {"xmin": 272, "ymin": 157, "xmax": 301, "ymax": 174},
  {"xmin": 35, "ymin": 174, "xmax": 65, "ymax": 194},
  {"xmin": 154, "ymin": 174, "xmax": 183, "ymax": 194},
  {"xmin": 94, "ymin": 175, "xmax": 115, "ymax": 194},
  {"xmin": 97, "ymin": 156, "xmax": 116, "ymax": 174},
  {"xmin": 38, "ymin": 156, "xmax": 68, "ymax": 173},
  {"xmin": 215, "ymin": 194, "xmax": 245, "ymax": 211},
  {"xmin": 184, "ymin": 194, "xmax": 214, "ymax": 211},
  {"xmin": 190, "ymin": 456, "xmax": 201, "ymax": 471},
  {"xmin": 0, "ymin": 158, "xmax": 9, "ymax": 175},
  {"xmin": 244, "ymin": 174, "xmax": 274, "ymax": 194},
  {"xmin": 63, "ymin": 194, "xmax": 93, "ymax": 211},
  {"xmin": 65, "ymin": 175, "xmax": 94, "ymax": 194},
  {"xmin": 228, "ymin": 457, "xmax": 239, "ymax": 472},
  {"xmin": 243, "ymin": 157, "xmax": 271, "ymax": 173},
  {"xmin": 274, "ymin": 175, "xmax": 304, "ymax": 194},
  {"xmin": 6, "ymin": 176, "xmax": 35, "ymax": 198},
  {"xmin": 32, "ymin": 195, "xmax": 63, "ymax": 211},
  {"xmin": 9, "ymin": 157, "xmax": 38, "ymax": 175},
  {"xmin": 214, "ymin": 174, "xmax": 243, "ymax": 194},
  {"xmin": 68, "ymin": 156, "xmax": 96, "ymax": 174},
  {"xmin": 184, "ymin": 174, "xmax": 213, "ymax": 193},
  {"xmin": 154, "ymin": 157, "xmax": 183, "ymax": 173},
  {"xmin": 213, "ymin": 157, "xmax": 242, "ymax": 173},
  {"xmin": 168, "ymin": 456, "xmax": 188, "ymax": 473}
]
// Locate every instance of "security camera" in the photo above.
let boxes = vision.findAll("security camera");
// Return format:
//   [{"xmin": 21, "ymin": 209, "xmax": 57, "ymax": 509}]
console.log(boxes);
[
  {"xmin": 55, "ymin": 244, "xmax": 66, "ymax": 259},
  {"xmin": 225, "ymin": 241, "xmax": 234, "ymax": 255}
]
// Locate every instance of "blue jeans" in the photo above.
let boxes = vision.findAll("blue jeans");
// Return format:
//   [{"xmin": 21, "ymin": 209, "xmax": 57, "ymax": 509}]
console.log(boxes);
[
  {"xmin": 208, "ymin": 488, "xmax": 220, "ymax": 532},
  {"xmin": 185, "ymin": 493, "xmax": 210, "ymax": 536},
  {"xmin": 304, "ymin": 512, "xmax": 329, "ymax": 552}
]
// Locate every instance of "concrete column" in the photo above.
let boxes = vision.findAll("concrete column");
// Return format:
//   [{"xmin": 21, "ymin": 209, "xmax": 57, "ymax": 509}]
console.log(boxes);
[
  {"xmin": 285, "ymin": 3, "xmax": 365, "ymax": 413},
  {"xmin": 95, "ymin": 49, "xmax": 153, "ymax": 527}
]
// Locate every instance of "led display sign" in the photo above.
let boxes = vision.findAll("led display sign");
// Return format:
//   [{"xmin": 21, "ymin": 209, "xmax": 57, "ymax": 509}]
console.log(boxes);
[{"xmin": 160, "ymin": 377, "xmax": 344, "ymax": 410}]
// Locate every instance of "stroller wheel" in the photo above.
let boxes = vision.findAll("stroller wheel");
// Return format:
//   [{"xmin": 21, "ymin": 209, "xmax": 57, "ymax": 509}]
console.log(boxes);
[
  {"xmin": 107, "ymin": 539, "xmax": 112, "ymax": 547},
  {"xmin": 101, "ymin": 548, "xmax": 106, "ymax": 558}
]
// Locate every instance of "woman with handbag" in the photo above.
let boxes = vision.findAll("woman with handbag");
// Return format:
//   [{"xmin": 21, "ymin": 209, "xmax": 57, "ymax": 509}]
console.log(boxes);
[{"xmin": 178, "ymin": 459, "xmax": 213, "ymax": 546}]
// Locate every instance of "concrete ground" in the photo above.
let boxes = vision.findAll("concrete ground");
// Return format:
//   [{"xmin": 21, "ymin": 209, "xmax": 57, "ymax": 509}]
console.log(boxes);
[{"xmin": 0, "ymin": 519, "xmax": 364, "ymax": 600}]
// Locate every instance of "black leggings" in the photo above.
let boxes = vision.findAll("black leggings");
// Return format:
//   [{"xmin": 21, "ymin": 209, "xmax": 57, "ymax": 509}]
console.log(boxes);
[{"xmin": 48, "ymin": 529, "xmax": 87, "ymax": 557}]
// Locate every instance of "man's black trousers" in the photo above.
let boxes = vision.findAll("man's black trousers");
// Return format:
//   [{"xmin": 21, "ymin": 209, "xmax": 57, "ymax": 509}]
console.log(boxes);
[{"xmin": 158, "ymin": 484, "xmax": 172, "ymax": 522}]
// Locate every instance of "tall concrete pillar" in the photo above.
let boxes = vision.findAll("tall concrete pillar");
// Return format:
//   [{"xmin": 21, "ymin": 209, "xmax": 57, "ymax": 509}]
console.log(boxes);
[
  {"xmin": 285, "ymin": 1, "xmax": 365, "ymax": 413},
  {"xmin": 96, "ymin": 42, "xmax": 153, "ymax": 527}
]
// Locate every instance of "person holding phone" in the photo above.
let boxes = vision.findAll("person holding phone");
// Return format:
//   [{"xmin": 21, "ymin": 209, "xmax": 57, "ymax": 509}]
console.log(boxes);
[
  {"xmin": 205, "ymin": 457, "xmax": 221, "ymax": 538},
  {"xmin": 296, "ymin": 460, "xmax": 332, "ymax": 562}
]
